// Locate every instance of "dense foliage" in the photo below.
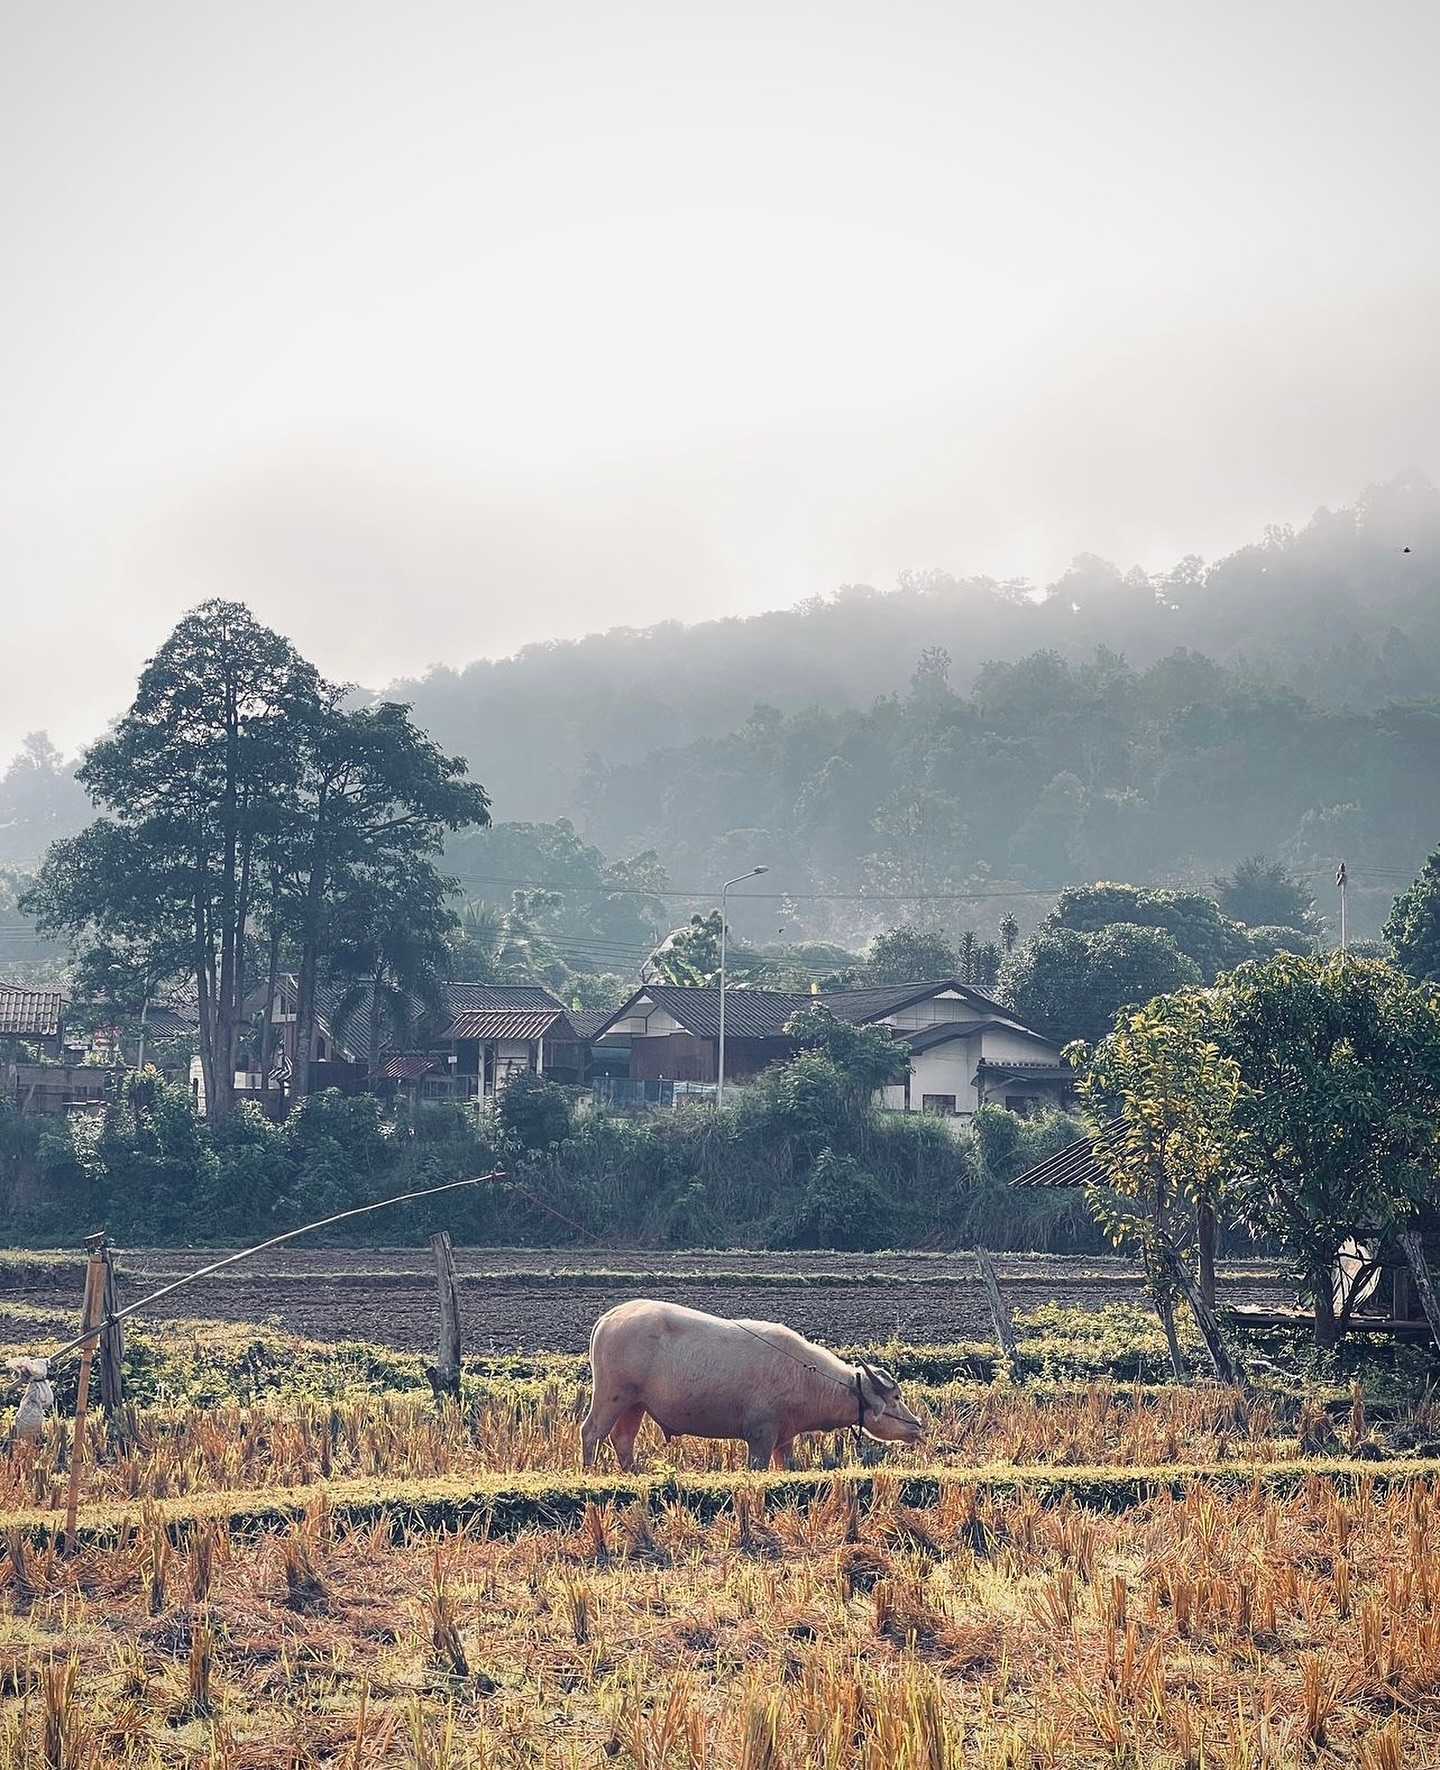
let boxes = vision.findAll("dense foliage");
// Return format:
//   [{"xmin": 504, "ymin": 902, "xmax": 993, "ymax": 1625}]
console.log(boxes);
[{"xmin": 1, "ymin": 1059, "xmax": 1094, "ymax": 1254}]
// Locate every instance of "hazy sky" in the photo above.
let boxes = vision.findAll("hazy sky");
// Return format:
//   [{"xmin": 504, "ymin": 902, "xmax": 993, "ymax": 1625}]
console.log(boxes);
[{"xmin": 3, "ymin": 0, "xmax": 1438, "ymax": 766}]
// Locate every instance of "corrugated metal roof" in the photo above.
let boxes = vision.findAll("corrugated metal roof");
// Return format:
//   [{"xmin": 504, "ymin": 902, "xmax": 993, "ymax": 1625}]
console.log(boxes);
[
  {"xmin": 442, "ymin": 982, "xmax": 567, "ymax": 1012},
  {"xmin": 374, "ymin": 1054, "xmax": 439, "ymax": 1081},
  {"xmin": 439, "ymin": 1008, "xmax": 573, "ymax": 1042},
  {"xmin": 0, "ymin": 984, "xmax": 65, "ymax": 1039},
  {"xmin": 905, "ymin": 1018, "xmax": 1054, "ymax": 1054},
  {"xmin": 566, "ymin": 1009, "xmax": 613, "ymax": 1041},
  {"xmin": 1009, "ymin": 1122, "xmax": 1121, "ymax": 1189},
  {"xmin": 611, "ymin": 986, "xmax": 813, "ymax": 1041}
]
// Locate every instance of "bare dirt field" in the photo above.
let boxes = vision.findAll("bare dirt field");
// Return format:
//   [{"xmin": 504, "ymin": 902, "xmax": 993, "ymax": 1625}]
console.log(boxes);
[{"xmin": 1, "ymin": 1246, "xmax": 1297, "ymax": 1357}]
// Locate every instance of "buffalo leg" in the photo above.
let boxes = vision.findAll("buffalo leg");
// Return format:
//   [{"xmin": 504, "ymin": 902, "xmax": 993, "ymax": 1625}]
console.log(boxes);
[
  {"xmin": 581, "ymin": 1394, "xmax": 631, "ymax": 1469},
  {"xmin": 745, "ymin": 1435, "xmax": 776, "ymax": 1471},
  {"xmin": 607, "ymin": 1406, "xmax": 647, "ymax": 1472},
  {"xmin": 771, "ymin": 1439, "xmax": 796, "ymax": 1470}
]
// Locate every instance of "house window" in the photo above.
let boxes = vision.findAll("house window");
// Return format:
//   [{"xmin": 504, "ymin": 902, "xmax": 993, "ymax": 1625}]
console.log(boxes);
[{"xmin": 921, "ymin": 1094, "xmax": 957, "ymax": 1116}]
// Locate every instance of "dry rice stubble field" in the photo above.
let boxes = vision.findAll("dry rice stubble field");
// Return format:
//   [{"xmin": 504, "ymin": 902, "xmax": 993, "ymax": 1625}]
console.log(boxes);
[{"xmin": 3, "ymin": 1249, "xmax": 1439, "ymax": 1767}]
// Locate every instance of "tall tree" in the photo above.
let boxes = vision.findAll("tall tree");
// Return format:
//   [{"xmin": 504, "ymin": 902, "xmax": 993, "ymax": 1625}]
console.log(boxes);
[
  {"xmin": 25, "ymin": 603, "xmax": 318, "ymax": 1120},
  {"xmin": 1000, "ymin": 923, "xmax": 1202, "ymax": 1044},
  {"xmin": 23, "ymin": 603, "xmax": 491, "ymax": 1118},
  {"xmin": 275, "ymin": 697, "xmax": 491, "ymax": 1100},
  {"xmin": 1212, "ymin": 854, "xmax": 1316, "ymax": 931},
  {"xmin": 862, "ymin": 923, "xmax": 958, "ymax": 985}
]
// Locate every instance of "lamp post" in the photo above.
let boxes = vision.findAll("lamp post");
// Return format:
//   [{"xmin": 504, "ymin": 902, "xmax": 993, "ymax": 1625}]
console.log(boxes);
[{"xmin": 717, "ymin": 866, "xmax": 768, "ymax": 1106}]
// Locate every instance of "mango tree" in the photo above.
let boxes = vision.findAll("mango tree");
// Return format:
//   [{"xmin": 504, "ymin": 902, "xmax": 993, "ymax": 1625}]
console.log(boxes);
[
  {"xmin": 1214, "ymin": 952, "xmax": 1440, "ymax": 1347},
  {"xmin": 1067, "ymin": 989, "xmax": 1242, "ymax": 1378}
]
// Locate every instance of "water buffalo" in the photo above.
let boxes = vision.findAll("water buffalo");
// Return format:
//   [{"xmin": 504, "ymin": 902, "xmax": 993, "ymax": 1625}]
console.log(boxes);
[{"xmin": 580, "ymin": 1298, "xmax": 923, "ymax": 1471}]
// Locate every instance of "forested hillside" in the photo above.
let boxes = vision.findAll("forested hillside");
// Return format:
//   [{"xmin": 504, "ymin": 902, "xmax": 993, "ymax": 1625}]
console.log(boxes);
[
  {"xmin": 3, "ymin": 475, "xmax": 1438, "ymax": 961},
  {"xmin": 394, "ymin": 474, "xmax": 1440, "ymax": 832}
]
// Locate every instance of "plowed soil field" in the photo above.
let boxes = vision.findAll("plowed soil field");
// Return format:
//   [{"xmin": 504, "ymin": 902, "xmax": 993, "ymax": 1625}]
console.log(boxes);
[{"xmin": 1, "ymin": 1247, "xmax": 1297, "ymax": 1356}]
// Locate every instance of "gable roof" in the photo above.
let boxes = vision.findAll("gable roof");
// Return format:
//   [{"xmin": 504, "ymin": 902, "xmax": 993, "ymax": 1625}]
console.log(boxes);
[
  {"xmin": 0, "ymin": 983, "xmax": 65, "ymax": 1040},
  {"xmin": 818, "ymin": 979, "xmax": 1006, "ymax": 1022},
  {"xmin": 903, "ymin": 1017, "xmax": 1060, "ymax": 1055},
  {"xmin": 594, "ymin": 985, "xmax": 814, "ymax": 1042}
]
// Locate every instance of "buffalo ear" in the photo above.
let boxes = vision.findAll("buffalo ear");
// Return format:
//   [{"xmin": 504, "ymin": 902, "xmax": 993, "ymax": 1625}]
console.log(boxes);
[{"xmin": 871, "ymin": 1364, "xmax": 900, "ymax": 1397}]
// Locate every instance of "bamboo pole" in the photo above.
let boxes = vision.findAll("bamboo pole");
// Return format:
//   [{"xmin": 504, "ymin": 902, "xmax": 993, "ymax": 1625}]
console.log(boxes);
[
  {"xmin": 61, "ymin": 1250, "xmax": 107, "ymax": 1553},
  {"xmin": 44, "ymin": 1171, "xmax": 505, "ymax": 1367},
  {"xmin": 974, "ymin": 1246, "xmax": 1020, "ymax": 1369}
]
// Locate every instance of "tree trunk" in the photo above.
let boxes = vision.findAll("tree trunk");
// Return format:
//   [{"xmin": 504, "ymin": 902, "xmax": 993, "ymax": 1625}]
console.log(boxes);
[
  {"xmin": 1197, "ymin": 1198, "xmax": 1216, "ymax": 1309},
  {"xmin": 1400, "ymin": 1229, "xmax": 1440, "ymax": 1352},
  {"xmin": 291, "ymin": 791, "xmax": 331, "ymax": 1103},
  {"xmin": 258, "ymin": 920, "xmax": 281, "ymax": 1117},
  {"xmin": 1312, "ymin": 1280, "xmax": 1339, "ymax": 1349},
  {"xmin": 1159, "ymin": 1244, "xmax": 1245, "ymax": 1389},
  {"xmin": 193, "ymin": 903, "xmax": 220, "ymax": 1120},
  {"xmin": 1157, "ymin": 1294, "xmax": 1187, "ymax": 1380}
]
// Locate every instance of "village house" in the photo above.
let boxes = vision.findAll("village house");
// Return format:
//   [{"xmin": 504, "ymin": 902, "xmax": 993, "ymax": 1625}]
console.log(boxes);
[
  {"xmin": 249, "ymin": 978, "xmax": 595, "ymax": 1110},
  {"xmin": 1, "ymin": 981, "xmax": 120, "ymax": 1115},
  {"xmin": 590, "ymin": 979, "xmax": 1075, "ymax": 1116}
]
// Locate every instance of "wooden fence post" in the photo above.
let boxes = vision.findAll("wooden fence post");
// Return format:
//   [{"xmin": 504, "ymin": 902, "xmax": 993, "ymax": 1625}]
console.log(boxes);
[
  {"xmin": 61, "ymin": 1247, "xmax": 107, "ymax": 1553},
  {"xmin": 427, "ymin": 1231, "xmax": 463, "ymax": 1401},
  {"xmin": 973, "ymin": 1246, "xmax": 1020, "ymax": 1372},
  {"xmin": 97, "ymin": 1242, "xmax": 126, "ymax": 1423}
]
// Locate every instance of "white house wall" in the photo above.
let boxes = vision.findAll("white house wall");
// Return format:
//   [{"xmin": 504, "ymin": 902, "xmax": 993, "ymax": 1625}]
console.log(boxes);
[
  {"xmin": 909, "ymin": 1045, "xmax": 981, "ymax": 1113},
  {"xmin": 980, "ymin": 1026, "xmax": 1059, "ymax": 1064}
]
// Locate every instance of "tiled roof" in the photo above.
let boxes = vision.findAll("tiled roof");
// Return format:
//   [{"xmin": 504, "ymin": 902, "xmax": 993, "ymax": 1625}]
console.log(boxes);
[
  {"xmin": 818, "ymin": 980, "xmax": 962, "ymax": 1022},
  {"xmin": 565, "ymin": 1009, "xmax": 613, "ymax": 1041},
  {"xmin": 440, "ymin": 1008, "xmax": 574, "ymax": 1042},
  {"xmin": 0, "ymin": 984, "xmax": 65, "ymax": 1039}
]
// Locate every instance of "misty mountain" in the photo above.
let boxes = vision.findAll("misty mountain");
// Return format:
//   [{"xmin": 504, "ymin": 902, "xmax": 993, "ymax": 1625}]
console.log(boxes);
[{"xmin": 391, "ymin": 474, "xmax": 1440, "ymax": 828}]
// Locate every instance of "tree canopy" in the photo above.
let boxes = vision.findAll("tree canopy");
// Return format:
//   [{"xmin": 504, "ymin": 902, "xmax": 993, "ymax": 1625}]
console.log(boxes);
[
  {"xmin": 1213, "ymin": 952, "xmax": 1440, "ymax": 1345},
  {"xmin": 23, "ymin": 601, "xmax": 490, "ymax": 1118},
  {"xmin": 1383, "ymin": 847, "xmax": 1440, "ymax": 983}
]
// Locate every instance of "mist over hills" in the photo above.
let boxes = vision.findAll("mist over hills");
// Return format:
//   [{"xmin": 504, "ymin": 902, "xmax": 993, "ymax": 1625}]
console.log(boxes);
[
  {"xmin": 4, "ymin": 474, "xmax": 1439, "ymax": 975},
  {"xmin": 392, "ymin": 474, "xmax": 1440, "ymax": 832}
]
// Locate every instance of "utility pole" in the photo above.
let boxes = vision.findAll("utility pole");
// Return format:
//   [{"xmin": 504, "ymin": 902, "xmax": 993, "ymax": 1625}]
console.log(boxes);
[{"xmin": 1336, "ymin": 860, "xmax": 1347, "ymax": 951}]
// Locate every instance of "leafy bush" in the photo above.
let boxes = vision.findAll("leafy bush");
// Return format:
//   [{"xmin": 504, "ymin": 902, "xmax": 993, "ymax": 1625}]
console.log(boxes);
[{"xmin": 497, "ymin": 1071, "xmax": 574, "ymax": 1151}]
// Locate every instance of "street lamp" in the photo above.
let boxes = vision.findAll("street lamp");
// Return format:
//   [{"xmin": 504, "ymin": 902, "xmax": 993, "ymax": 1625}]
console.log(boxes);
[{"xmin": 717, "ymin": 866, "xmax": 768, "ymax": 1106}]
